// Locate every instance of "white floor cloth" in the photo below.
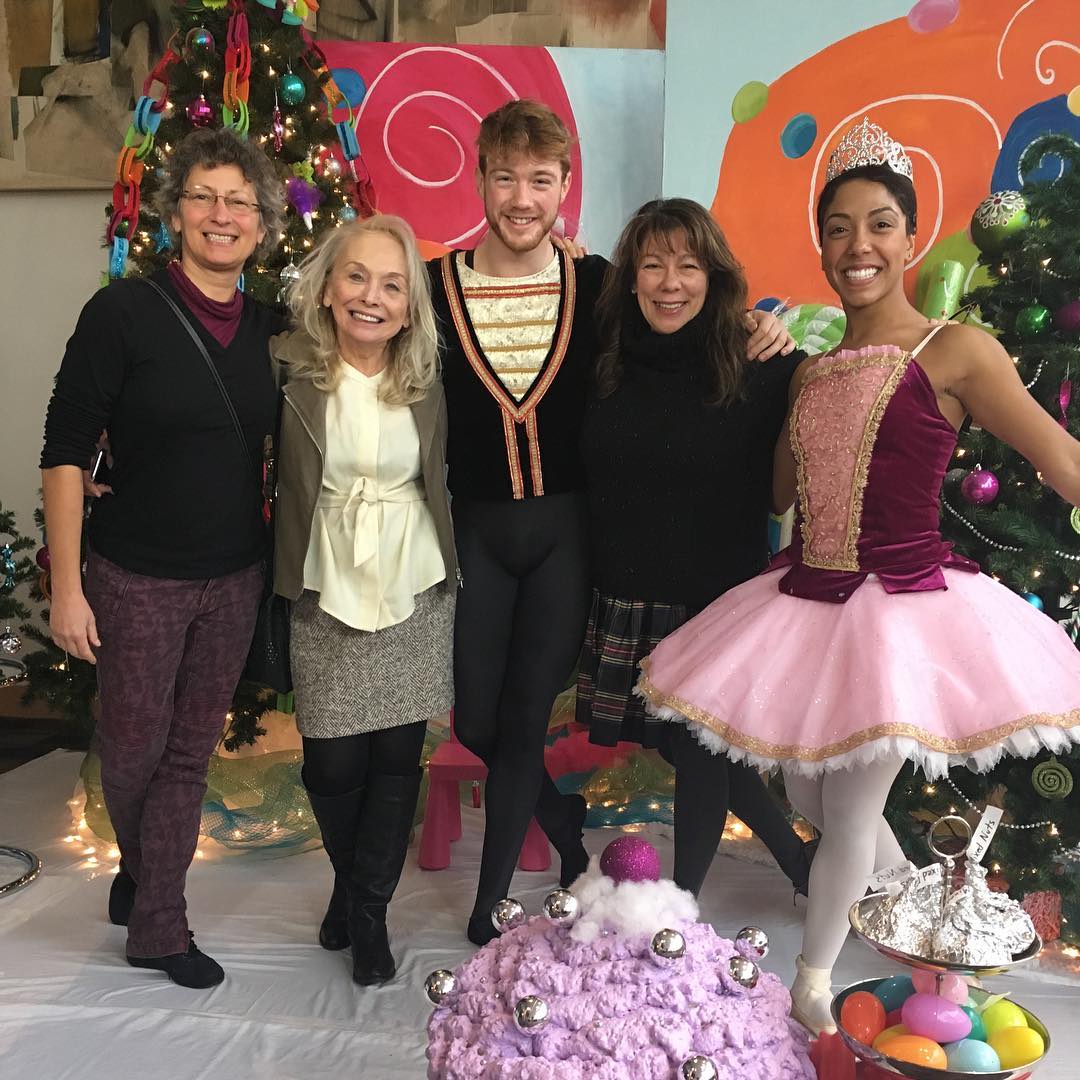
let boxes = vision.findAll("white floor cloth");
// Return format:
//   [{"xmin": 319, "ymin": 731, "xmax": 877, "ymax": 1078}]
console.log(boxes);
[{"xmin": 1, "ymin": 751, "xmax": 1078, "ymax": 1080}]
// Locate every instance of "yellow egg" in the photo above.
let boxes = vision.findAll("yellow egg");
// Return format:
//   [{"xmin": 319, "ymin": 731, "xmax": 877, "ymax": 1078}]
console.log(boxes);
[
  {"xmin": 981, "ymin": 1000, "xmax": 1028, "ymax": 1038},
  {"xmin": 876, "ymin": 1034, "xmax": 948, "ymax": 1069},
  {"xmin": 989, "ymin": 1025, "xmax": 1045, "ymax": 1068},
  {"xmin": 872, "ymin": 1024, "xmax": 909, "ymax": 1049}
]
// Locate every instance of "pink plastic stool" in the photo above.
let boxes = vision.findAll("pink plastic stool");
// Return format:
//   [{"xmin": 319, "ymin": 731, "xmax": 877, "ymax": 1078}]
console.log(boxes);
[{"xmin": 419, "ymin": 717, "xmax": 551, "ymax": 872}]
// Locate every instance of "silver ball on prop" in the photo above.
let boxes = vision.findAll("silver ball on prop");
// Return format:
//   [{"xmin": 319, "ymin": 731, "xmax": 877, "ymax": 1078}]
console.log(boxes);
[
  {"xmin": 727, "ymin": 955, "xmax": 759, "ymax": 989},
  {"xmin": 681, "ymin": 1054, "xmax": 718, "ymax": 1080},
  {"xmin": 734, "ymin": 925, "xmax": 769, "ymax": 959},
  {"xmin": 423, "ymin": 969, "xmax": 457, "ymax": 1006},
  {"xmin": 650, "ymin": 927, "xmax": 686, "ymax": 964},
  {"xmin": 490, "ymin": 897, "xmax": 526, "ymax": 934},
  {"xmin": 512, "ymin": 994, "xmax": 550, "ymax": 1031},
  {"xmin": 542, "ymin": 888, "xmax": 579, "ymax": 928}
]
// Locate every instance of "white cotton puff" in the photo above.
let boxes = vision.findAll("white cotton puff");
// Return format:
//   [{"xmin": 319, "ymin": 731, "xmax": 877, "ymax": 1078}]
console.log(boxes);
[{"xmin": 569, "ymin": 856, "xmax": 699, "ymax": 944}]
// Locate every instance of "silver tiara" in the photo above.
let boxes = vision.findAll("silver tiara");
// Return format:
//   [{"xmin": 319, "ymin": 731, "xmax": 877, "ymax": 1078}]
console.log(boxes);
[{"xmin": 825, "ymin": 117, "xmax": 913, "ymax": 183}]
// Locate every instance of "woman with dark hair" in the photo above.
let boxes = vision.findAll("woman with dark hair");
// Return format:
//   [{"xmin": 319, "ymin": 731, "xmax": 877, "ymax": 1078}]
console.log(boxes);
[
  {"xmin": 577, "ymin": 198, "xmax": 811, "ymax": 898},
  {"xmin": 40, "ymin": 127, "xmax": 285, "ymax": 988},
  {"xmin": 638, "ymin": 119, "xmax": 1080, "ymax": 1033}
]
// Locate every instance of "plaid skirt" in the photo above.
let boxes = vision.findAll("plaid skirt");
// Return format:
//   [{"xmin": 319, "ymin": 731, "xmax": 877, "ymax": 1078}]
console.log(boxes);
[{"xmin": 576, "ymin": 590, "xmax": 692, "ymax": 748}]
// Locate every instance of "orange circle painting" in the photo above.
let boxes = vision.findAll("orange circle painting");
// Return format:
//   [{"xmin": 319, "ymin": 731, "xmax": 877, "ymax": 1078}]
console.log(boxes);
[{"xmin": 712, "ymin": 0, "xmax": 1080, "ymax": 308}]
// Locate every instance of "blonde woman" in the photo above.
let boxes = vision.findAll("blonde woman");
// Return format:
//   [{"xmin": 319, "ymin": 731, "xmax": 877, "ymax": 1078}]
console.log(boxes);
[{"xmin": 271, "ymin": 215, "xmax": 456, "ymax": 986}]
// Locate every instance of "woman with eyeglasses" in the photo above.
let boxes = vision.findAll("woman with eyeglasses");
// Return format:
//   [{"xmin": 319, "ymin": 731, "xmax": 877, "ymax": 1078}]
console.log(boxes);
[{"xmin": 40, "ymin": 128, "xmax": 285, "ymax": 988}]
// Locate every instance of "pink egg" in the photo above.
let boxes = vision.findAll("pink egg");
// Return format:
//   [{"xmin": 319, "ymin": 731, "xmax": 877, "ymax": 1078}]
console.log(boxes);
[
  {"xmin": 901, "ymin": 992, "xmax": 972, "ymax": 1044},
  {"xmin": 911, "ymin": 969, "xmax": 969, "ymax": 1004}
]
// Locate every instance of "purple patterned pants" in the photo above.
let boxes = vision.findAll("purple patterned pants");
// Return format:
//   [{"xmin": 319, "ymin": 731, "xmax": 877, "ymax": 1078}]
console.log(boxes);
[{"xmin": 85, "ymin": 551, "xmax": 262, "ymax": 957}]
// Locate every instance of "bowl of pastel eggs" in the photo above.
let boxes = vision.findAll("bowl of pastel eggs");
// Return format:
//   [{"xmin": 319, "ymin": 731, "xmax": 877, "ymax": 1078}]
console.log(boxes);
[{"xmin": 831, "ymin": 971, "xmax": 1050, "ymax": 1078}]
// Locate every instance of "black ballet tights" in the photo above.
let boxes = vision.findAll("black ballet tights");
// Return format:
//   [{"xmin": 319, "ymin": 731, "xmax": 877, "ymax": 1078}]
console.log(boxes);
[
  {"xmin": 660, "ymin": 722, "xmax": 809, "ymax": 896},
  {"xmin": 302, "ymin": 723, "xmax": 428, "ymax": 797},
  {"xmin": 451, "ymin": 494, "xmax": 591, "ymax": 935}
]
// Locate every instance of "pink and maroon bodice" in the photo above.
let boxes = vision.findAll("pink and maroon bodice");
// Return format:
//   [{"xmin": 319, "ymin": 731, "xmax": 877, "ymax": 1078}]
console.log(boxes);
[{"xmin": 778, "ymin": 345, "xmax": 978, "ymax": 603}]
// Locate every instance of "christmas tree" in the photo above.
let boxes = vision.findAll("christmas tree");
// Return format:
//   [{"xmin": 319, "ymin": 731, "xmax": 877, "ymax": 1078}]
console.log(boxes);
[
  {"xmin": 107, "ymin": 0, "xmax": 374, "ymax": 301},
  {"xmin": 887, "ymin": 134, "xmax": 1080, "ymax": 951},
  {"xmin": 0, "ymin": 503, "xmax": 36, "ymax": 685}
]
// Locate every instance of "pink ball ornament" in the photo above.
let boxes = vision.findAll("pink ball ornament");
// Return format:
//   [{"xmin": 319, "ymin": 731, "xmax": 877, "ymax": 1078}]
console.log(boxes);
[
  {"xmin": 599, "ymin": 836, "xmax": 661, "ymax": 883},
  {"xmin": 960, "ymin": 467, "xmax": 999, "ymax": 505},
  {"xmin": 901, "ymin": 992, "xmax": 972, "ymax": 1044},
  {"xmin": 1054, "ymin": 300, "xmax": 1080, "ymax": 334},
  {"xmin": 911, "ymin": 969, "xmax": 968, "ymax": 1004},
  {"xmin": 186, "ymin": 95, "xmax": 213, "ymax": 128}
]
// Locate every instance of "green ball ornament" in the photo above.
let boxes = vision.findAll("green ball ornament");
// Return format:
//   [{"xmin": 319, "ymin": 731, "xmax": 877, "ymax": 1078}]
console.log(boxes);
[
  {"xmin": 1031, "ymin": 757, "xmax": 1073, "ymax": 800},
  {"xmin": 279, "ymin": 73, "xmax": 306, "ymax": 106},
  {"xmin": 971, "ymin": 190, "xmax": 1029, "ymax": 254},
  {"xmin": 1070, "ymin": 506, "xmax": 1080, "ymax": 534},
  {"xmin": 1016, "ymin": 304, "xmax": 1051, "ymax": 338}
]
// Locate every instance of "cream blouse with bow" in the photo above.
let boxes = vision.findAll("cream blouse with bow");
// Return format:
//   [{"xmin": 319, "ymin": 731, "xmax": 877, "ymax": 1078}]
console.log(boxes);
[{"xmin": 301, "ymin": 363, "xmax": 446, "ymax": 631}]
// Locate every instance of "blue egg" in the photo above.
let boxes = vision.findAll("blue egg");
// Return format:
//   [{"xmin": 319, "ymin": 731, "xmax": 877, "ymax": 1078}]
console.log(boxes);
[
  {"xmin": 961, "ymin": 1005, "xmax": 987, "ymax": 1042},
  {"xmin": 873, "ymin": 974, "xmax": 915, "ymax": 1014},
  {"xmin": 331, "ymin": 67, "xmax": 367, "ymax": 108},
  {"xmin": 944, "ymin": 1038, "xmax": 1001, "ymax": 1072}
]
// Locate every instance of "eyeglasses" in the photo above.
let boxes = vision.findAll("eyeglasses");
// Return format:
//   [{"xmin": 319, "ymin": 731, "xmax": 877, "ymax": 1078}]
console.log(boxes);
[{"xmin": 181, "ymin": 188, "xmax": 262, "ymax": 218}]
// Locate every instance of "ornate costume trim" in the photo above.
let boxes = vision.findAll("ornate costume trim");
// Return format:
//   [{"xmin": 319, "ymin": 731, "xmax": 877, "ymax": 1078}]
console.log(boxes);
[
  {"xmin": 637, "ymin": 658, "xmax": 1080, "ymax": 766},
  {"xmin": 792, "ymin": 351, "xmax": 910, "ymax": 571},
  {"xmin": 440, "ymin": 251, "xmax": 576, "ymax": 500},
  {"xmin": 461, "ymin": 284, "xmax": 561, "ymax": 300}
]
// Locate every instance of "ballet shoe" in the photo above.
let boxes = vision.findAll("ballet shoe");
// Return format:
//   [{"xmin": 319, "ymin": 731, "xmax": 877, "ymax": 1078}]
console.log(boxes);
[{"xmin": 789, "ymin": 954, "xmax": 837, "ymax": 1035}]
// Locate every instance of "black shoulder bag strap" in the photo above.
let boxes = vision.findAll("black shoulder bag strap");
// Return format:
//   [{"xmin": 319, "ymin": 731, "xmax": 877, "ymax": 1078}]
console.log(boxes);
[{"xmin": 143, "ymin": 277, "xmax": 255, "ymax": 472}]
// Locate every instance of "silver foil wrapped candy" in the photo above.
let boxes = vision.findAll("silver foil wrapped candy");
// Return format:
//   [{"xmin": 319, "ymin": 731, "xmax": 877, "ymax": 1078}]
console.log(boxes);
[{"xmin": 862, "ymin": 864, "xmax": 945, "ymax": 957}]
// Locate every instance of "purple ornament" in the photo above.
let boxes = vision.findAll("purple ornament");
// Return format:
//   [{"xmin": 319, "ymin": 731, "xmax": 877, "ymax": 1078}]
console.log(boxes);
[
  {"xmin": 35, "ymin": 546, "xmax": 50, "ymax": 571},
  {"xmin": 1054, "ymin": 299, "xmax": 1080, "ymax": 334},
  {"xmin": 599, "ymin": 836, "xmax": 661, "ymax": 883},
  {"xmin": 186, "ymin": 95, "xmax": 213, "ymax": 128},
  {"xmin": 901, "ymin": 991, "xmax": 972, "ymax": 1044},
  {"xmin": 960, "ymin": 467, "xmax": 999, "ymax": 505}
]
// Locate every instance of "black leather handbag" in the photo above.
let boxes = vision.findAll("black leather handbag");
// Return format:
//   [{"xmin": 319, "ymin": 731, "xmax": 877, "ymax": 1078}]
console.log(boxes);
[{"xmin": 145, "ymin": 279, "xmax": 292, "ymax": 693}]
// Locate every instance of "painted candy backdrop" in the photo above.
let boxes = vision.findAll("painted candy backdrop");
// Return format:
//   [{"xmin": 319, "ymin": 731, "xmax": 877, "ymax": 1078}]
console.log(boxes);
[
  {"xmin": 670, "ymin": 0, "xmax": 1080, "ymax": 317},
  {"xmin": 317, "ymin": 41, "xmax": 664, "ymax": 258}
]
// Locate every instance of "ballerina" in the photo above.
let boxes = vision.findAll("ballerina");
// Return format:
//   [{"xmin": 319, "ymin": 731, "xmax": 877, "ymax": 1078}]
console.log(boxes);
[{"xmin": 636, "ymin": 117, "xmax": 1080, "ymax": 1034}]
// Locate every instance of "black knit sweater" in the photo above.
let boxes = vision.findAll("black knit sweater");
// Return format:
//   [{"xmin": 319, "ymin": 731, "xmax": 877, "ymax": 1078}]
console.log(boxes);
[
  {"xmin": 40, "ymin": 269, "xmax": 284, "ymax": 578},
  {"xmin": 582, "ymin": 316, "xmax": 804, "ymax": 611}
]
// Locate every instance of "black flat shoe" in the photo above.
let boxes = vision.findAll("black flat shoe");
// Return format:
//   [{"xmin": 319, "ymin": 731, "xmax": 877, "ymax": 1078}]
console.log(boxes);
[
  {"xmin": 466, "ymin": 914, "xmax": 500, "ymax": 948},
  {"xmin": 127, "ymin": 933, "xmax": 224, "ymax": 988},
  {"xmin": 109, "ymin": 864, "xmax": 137, "ymax": 927}
]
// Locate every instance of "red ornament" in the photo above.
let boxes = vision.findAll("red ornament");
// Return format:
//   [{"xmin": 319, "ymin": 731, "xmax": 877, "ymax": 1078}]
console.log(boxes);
[
  {"xmin": 1021, "ymin": 889, "xmax": 1061, "ymax": 942},
  {"xmin": 960, "ymin": 467, "xmax": 999, "ymax": 505},
  {"xmin": 186, "ymin": 94, "xmax": 213, "ymax": 128},
  {"xmin": 1053, "ymin": 299, "xmax": 1080, "ymax": 334},
  {"xmin": 35, "ymin": 546, "xmax": 50, "ymax": 570}
]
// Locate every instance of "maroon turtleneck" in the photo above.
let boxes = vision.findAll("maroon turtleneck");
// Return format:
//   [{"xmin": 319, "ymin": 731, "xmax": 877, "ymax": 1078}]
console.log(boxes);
[{"xmin": 166, "ymin": 261, "xmax": 245, "ymax": 347}]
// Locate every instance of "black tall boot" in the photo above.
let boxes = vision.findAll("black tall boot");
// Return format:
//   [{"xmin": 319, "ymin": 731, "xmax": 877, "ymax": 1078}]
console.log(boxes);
[
  {"xmin": 349, "ymin": 768, "xmax": 422, "ymax": 986},
  {"xmin": 303, "ymin": 770, "xmax": 364, "ymax": 951}
]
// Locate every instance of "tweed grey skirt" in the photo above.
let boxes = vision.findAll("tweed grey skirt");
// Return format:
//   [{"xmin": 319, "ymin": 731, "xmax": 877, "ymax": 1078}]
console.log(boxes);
[{"xmin": 290, "ymin": 582, "xmax": 455, "ymax": 737}]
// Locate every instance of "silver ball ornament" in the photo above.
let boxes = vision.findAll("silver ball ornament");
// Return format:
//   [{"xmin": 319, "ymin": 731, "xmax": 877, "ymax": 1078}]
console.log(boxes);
[
  {"xmin": 0, "ymin": 626, "xmax": 21, "ymax": 655},
  {"xmin": 681, "ymin": 1055, "xmax": 718, "ymax": 1080},
  {"xmin": 512, "ymin": 994, "xmax": 550, "ymax": 1032},
  {"xmin": 728, "ymin": 955, "xmax": 759, "ymax": 989},
  {"xmin": 490, "ymin": 897, "xmax": 526, "ymax": 934},
  {"xmin": 541, "ymin": 888, "xmax": 579, "ymax": 928},
  {"xmin": 423, "ymin": 969, "xmax": 457, "ymax": 1006},
  {"xmin": 279, "ymin": 262, "xmax": 301, "ymax": 286},
  {"xmin": 650, "ymin": 927, "xmax": 686, "ymax": 964},
  {"xmin": 734, "ymin": 925, "xmax": 769, "ymax": 959}
]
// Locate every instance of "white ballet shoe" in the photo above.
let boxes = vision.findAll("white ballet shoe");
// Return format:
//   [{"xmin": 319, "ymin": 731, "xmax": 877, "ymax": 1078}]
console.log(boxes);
[{"xmin": 789, "ymin": 954, "xmax": 837, "ymax": 1035}]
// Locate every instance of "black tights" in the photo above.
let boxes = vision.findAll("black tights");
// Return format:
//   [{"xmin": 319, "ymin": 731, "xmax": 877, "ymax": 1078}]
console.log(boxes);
[
  {"xmin": 302, "ymin": 722, "xmax": 428, "ymax": 797},
  {"xmin": 660, "ymin": 723, "xmax": 809, "ymax": 896},
  {"xmin": 452, "ymin": 493, "xmax": 590, "ymax": 919}
]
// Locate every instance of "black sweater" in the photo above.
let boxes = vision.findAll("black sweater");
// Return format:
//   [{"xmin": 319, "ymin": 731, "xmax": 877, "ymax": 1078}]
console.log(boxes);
[
  {"xmin": 40, "ymin": 269, "xmax": 284, "ymax": 579},
  {"xmin": 582, "ymin": 329, "xmax": 803, "ymax": 612},
  {"xmin": 429, "ymin": 249, "xmax": 608, "ymax": 501}
]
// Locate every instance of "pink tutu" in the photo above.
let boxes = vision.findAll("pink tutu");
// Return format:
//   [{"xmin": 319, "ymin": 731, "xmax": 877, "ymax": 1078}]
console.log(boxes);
[{"xmin": 637, "ymin": 565, "xmax": 1080, "ymax": 778}]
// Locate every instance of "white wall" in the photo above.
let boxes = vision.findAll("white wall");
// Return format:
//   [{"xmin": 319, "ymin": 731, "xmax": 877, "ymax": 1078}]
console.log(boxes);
[{"xmin": 0, "ymin": 190, "xmax": 106, "ymax": 543}]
